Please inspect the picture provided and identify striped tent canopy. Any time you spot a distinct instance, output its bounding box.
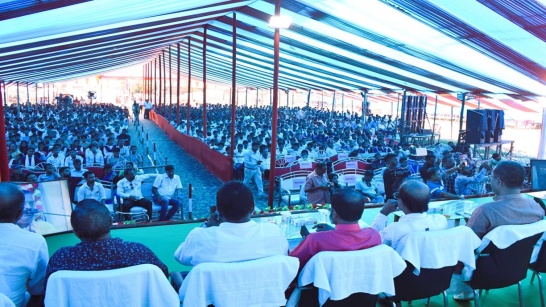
[1,0,545,112]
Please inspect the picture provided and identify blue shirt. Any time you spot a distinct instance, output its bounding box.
[427,180,445,200]
[46,238,168,283]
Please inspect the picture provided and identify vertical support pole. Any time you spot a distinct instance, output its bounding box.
[286,89,289,107]
[330,90,336,116]
[0,82,10,181]
[459,93,466,132]
[143,64,146,100]
[268,0,282,208]
[341,93,344,114]
[159,54,163,112]
[186,37,192,134]
[169,46,172,120]
[154,58,157,108]
[399,90,407,142]
[269,88,272,107]
[26,83,29,107]
[362,90,367,123]
[230,14,237,161]
[245,87,248,107]
[451,106,454,140]
[256,88,259,107]
[177,42,181,127]
[433,95,438,134]
[47,83,50,105]
[163,50,167,115]
[16,81,20,114]
[148,62,152,100]
[203,27,208,139]
[307,89,311,108]
[35,83,38,104]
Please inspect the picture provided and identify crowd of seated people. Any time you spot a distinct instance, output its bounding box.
[157,104,401,157]
[4,103,142,184]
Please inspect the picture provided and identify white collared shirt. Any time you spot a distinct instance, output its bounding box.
[0,223,49,306]
[174,220,288,266]
[153,173,182,198]
[370,212,447,250]
[77,181,106,202]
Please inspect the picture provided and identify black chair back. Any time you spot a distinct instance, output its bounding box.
[298,286,377,307]
[393,261,455,301]
[471,233,542,289]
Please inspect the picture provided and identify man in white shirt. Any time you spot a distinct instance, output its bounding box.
[174,181,288,266]
[77,171,106,204]
[232,144,245,181]
[355,170,384,203]
[85,143,104,166]
[70,159,88,178]
[370,180,447,250]
[144,99,153,119]
[46,147,64,168]
[152,165,182,221]
[0,183,49,307]
[64,149,84,169]
[116,168,157,221]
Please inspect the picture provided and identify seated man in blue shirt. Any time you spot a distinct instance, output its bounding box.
[426,167,462,200]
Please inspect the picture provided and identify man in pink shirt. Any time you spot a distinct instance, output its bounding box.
[290,190,381,270]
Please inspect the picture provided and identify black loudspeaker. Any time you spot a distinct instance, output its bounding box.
[495,110,505,130]
[494,129,502,142]
[466,130,485,144]
[466,110,488,131]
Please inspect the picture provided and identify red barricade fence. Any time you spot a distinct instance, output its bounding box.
[150,111,233,183]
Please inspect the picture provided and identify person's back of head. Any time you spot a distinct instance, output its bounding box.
[331,190,365,223]
[72,199,111,241]
[0,183,25,223]
[493,160,525,190]
[398,180,430,214]
[216,182,254,223]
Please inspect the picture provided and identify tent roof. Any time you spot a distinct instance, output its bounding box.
[1,0,545,103]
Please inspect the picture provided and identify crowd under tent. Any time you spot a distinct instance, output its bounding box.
[1,0,546,183]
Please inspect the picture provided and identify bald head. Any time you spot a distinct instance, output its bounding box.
[0,183,25,223]
[398,180,430,213]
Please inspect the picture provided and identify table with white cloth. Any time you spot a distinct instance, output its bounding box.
[253,210,370,252]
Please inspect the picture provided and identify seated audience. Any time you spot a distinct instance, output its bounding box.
[419,154,438,182]
[426,167,462,200]
[77,171,106,204]
[290,190,381,269]
[489,152,502,169]
[38,163,61,182]
[70,159,88,178]
[9,164,26,182]
[58,166,71,179]
[371,180,447,249]
[46,199,168,283]
[467,161,544,239]
[454,163,491,196]
[355,170,384,203]
[174,181,288,266]
[0,183,49,307]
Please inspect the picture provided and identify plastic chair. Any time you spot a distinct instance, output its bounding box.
[468,221,546,307]
[287,245,406,307]
[529,233,546,307]
[45,264,179,307]
[179,255,299,307]
[392,226,481,307]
